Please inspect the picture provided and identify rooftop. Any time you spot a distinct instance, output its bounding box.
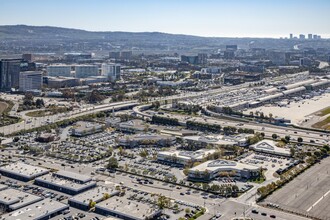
[250,140,291,156]
[0,188,43,210]
[0,198,69,220]
[96,196,160,220]
[56,170,92,183]
[69,186,119,206]
[35,173,96,192]
[159,149,216,160]
[0,162,49,180]
[190,159,260,172]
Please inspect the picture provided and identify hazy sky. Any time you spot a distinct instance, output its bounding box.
[1,0,330,38]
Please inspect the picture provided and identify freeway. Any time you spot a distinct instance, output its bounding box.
[0,100,138,135]
[134,106,330,146]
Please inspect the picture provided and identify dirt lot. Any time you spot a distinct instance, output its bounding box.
[0,101,9,114]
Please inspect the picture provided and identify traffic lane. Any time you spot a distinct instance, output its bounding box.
[245,206,311,220]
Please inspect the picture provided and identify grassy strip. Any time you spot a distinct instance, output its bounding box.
[317,106,330,116]
[312,116,330,130]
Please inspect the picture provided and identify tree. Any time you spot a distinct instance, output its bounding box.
[23,92,34,106]
[139,149,148,158]
[157,195,171,209]
[183,168,189,176]
[62,89,75,99]
[35,99,45,108]
[272,134,278,140]
[297,137,303,143]
[284,135,291,143]
[87,90,105,103]
[106,157,118,169]
[185,208,191,214]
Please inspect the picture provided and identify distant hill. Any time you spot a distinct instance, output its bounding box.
[0,25,328,53]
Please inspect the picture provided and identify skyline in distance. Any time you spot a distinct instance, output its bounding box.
[0,0,330,38]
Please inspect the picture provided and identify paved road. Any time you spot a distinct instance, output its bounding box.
[0,101,138,135]
[264,156,330,220]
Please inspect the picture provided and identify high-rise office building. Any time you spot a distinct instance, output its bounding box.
[197,53,208,65]
[22,54,34,62]
[101,64,121,82]
[75,65,99,78]
[120,51,133,60]
[299,34,305,40]
[308,34,313,40]
[0,59,21,91]
[47,65,71,77]
[19,71,42,92]
[289,33,293,39]
[109,51,121,59]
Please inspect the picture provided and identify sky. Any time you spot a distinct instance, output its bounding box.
[0,0,330,38]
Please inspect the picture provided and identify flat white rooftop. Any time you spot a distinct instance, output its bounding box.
[0,162,49,180]
[0,188,43,210]
[0,198,68,220]
[250,140,291,156]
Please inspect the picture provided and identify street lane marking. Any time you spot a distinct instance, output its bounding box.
[306,189,330,212]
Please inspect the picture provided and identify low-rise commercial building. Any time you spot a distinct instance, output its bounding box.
[250,140,291,157]
[0,198,69,220]
[68,186,120,210]
[118,134,176,148]
[188,159,260,181]
[72,121,104,137]
[157,149,216,166]
[183,135,241,148]
[0,188,43,211]
[95,196,161,220]
[117,119,148,133]
[35,171,96,195]
[0,162,49,182]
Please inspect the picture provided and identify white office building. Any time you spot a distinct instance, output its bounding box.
[47,65,71,77]
[101,63,121,82]
[75,65,99,78]
[19,71,42,92]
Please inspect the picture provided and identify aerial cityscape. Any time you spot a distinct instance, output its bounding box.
[0,0,330,220]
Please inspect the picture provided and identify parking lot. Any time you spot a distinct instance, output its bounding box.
[239,152,295,181]
[263,156,330,220]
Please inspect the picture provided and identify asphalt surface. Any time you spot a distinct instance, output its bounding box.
[264,156,330,220]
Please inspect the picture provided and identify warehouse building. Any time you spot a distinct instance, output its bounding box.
[0,198,69,220]
[0,162,49,182]
[95,196,161,220]
[0,188,43,211]
[35,171,96,195]
[68,186,120,210]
